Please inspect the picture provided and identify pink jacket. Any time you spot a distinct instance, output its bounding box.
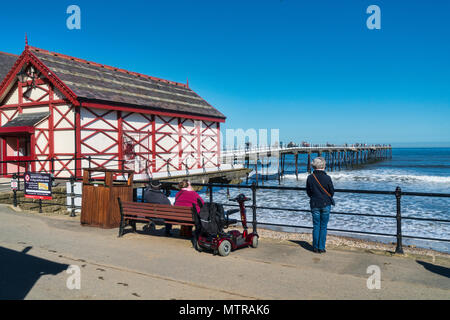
[174,189,205,213]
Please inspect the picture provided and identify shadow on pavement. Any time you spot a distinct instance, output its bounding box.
[289,240,315,252]
[416,260,450,279]
[0,246,69,300]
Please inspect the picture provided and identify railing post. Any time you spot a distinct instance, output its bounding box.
[251,182,257,234]
[209,183,213,205]
[395,186,404,254]
[39,199,43,214]
[51,158,55,176]
[70,175,76,217]
[88,156,92,169]
[13,173,18,207]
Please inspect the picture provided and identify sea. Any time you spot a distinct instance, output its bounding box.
[204,148,450,253]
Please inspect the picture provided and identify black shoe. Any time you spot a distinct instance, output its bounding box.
[313,248,319,253]
[143,223,155,232]
[319,249,326,253]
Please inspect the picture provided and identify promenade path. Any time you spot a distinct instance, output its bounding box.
[0,204,448,300]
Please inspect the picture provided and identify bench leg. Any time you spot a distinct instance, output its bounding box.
[131,220,137,233]
[118,219,126,238]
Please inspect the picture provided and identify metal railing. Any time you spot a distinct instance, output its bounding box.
[0,156,218,179]
[5,172,450,254]
[146,182,450,254]
[9,173,81,217]
[0,157,126,178]
[221,144,392,157]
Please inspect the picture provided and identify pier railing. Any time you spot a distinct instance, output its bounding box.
[154,182,450,254]
[221,144,391,157]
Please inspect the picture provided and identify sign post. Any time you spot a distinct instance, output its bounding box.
[10,177,18,191]
[24,172,53,200]
[11,174,19,207]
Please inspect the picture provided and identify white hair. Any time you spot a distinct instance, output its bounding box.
[312,157,326,170]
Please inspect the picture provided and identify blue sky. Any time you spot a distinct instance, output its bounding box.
[0,0,449,147]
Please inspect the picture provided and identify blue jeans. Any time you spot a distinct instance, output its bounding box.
[311,206,331,250]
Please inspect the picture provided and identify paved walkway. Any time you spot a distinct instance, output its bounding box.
[0,205,449,300]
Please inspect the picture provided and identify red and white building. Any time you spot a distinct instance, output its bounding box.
[0,44,226,179]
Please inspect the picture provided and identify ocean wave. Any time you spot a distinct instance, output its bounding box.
[281,171,450,184]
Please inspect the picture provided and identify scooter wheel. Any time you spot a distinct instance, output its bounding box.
[218,240,232,257]
[195,241,203,252]
[251,236,259,248]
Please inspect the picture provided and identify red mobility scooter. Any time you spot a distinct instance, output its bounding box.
[193,194,259,257]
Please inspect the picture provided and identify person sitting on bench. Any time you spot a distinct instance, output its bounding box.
[144,180,171,205]
[171,179,205,237]
[143,180,171,235]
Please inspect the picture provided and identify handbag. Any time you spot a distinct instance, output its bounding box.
[312,173,335,206]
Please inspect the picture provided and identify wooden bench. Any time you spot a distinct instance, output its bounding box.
[117,198,195,237]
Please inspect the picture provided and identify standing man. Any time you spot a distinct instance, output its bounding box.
[306,157,335,253]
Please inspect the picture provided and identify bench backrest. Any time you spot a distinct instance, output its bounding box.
[119,199,194,226]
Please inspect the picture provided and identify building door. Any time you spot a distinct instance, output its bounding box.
[2,135,34,176]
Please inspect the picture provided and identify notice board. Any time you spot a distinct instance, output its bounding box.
[24,172,52,200]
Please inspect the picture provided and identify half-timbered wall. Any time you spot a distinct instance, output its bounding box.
[80,107,119,172]
[121,111,152,174]
[201,121,220,169]
[0,68,76,177]
[78,110,221,176]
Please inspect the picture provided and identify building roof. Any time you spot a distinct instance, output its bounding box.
[0,52,18,81]
[1,112,49,128]
[28,47,225,120]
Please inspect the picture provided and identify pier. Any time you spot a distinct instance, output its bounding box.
[222,144,392,183]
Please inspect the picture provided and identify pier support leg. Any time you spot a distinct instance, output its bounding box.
[338,151,341,171]
[295,153,299,180]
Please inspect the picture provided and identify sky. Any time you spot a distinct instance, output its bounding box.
[0,0,449,147]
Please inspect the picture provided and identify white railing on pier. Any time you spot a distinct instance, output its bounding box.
[221,144,391,158]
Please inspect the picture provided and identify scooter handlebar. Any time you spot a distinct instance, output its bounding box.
[226,209,240,216]
[229,193,251,203]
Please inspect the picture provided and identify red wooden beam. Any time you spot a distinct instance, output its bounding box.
[152,115,156,172]
[0,126,35,134]
[178,118,182,170]
[197,120,201,169]
[48,83,55,162]
[18,82,23,114]
[1,99,69,109]
[118,111,123,171]
[82,102,225,123]
[75,105,81,178]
